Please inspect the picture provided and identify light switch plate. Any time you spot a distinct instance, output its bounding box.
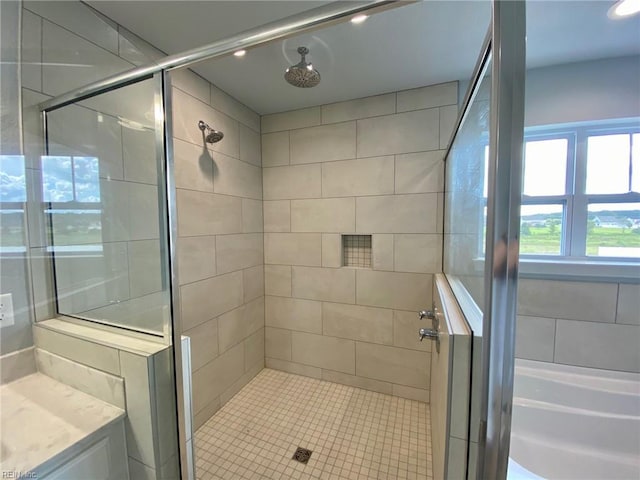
[0,293,15,327]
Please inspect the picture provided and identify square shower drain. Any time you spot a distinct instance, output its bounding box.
[292,447,312,464]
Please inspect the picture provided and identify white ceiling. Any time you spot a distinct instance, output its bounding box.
[89,0,640,115]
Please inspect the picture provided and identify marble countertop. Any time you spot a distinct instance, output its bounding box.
[0,373,125,475]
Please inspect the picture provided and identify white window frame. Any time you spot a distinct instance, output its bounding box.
[491,119,640,281]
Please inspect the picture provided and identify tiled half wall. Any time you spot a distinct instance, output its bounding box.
[262,82,459,402]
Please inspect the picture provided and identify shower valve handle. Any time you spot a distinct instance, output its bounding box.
[418,328,438,342]
[418,310,435,320]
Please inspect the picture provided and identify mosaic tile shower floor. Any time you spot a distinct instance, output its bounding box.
[195,369,432,480]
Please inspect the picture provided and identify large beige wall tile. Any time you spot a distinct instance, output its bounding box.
[242,199,263,233]
[215,233,263,274]
[177,235,216,285]
[555,320,640,372]
[321,156,394,197]
[265,265,292,297]
[292,266,356,304]
[394,234,442,273]
[357,109,439,157]
[396,82,458,112]
[243,266,264,303]
[212,152,262,199]
[210,84,260,133]
[518,279,618,322]
[265,357,321,379]
[264,233,321,266]
[180,271,243,331]
[122,128,157,186]
[172,88,239,159]
[373,234,394,271]
[393,310,431,352]
[21,10,42,92]
[356,270,432,311]
[356,342,430,389]
[290,198,355,233]
[243,328,265,372]
[616,284,640,325]
[392,384,429,403]
[321,93,396,124]
[439,105,458,149]
[239,123,261,167]
[177,190,242,236]
[184,318,219,372]
[171,69,209,104]
[321,370,392,395]
[263,164,321,200]
[192,343,244,414]
[395,151,444,194]
[291,332,355,374]
[128,239,162,297]
[33,326,120,375]
[322,302,392,344]
[218,297,264,353]
[262,131,290,167]
[290,122,356,164]
[128,183,160,241]
[356,194,438,233]
[515,315,555,362]
[265,296,322,334]
[322,234,342,268]
[261,107,321,133]
[263,201,290,232]
[193,397,220,431]
[265,327,291,361]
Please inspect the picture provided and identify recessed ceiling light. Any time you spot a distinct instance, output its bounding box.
[233,50,246,57]
[608,0,640,19]
[351,14,368,24]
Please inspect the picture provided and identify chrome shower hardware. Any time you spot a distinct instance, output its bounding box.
[418,306,440,353]
[198,120,224,143]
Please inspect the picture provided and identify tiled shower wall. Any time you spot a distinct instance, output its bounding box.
[261,82,459,402]
[169,69,265,430]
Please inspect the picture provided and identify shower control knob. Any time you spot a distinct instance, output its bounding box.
[418,310,435,320]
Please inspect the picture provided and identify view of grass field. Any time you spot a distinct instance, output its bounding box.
[520,225,640,255]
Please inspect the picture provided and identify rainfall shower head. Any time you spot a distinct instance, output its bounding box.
[198,120,224,143]
[284,47,321,88]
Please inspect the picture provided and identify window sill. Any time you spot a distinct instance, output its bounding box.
[472,257,640,283]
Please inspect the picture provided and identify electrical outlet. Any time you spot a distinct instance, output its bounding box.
[0,293,15,327]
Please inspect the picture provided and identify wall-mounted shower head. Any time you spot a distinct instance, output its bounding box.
[284,47,321,88]
[198,120,224,143]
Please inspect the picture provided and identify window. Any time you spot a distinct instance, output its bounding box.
[0,155,27,253]
[519,121,640,260]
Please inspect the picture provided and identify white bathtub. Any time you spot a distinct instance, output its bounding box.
[508,359,640,480]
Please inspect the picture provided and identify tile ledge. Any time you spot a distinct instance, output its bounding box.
[36,318,168,357]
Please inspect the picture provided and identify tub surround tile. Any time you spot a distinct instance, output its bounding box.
[217,298,264,353]
[243,329,265,374]
[184,318,219,372]
[192,343,244,415]
[171,68,210,104]
[439,105,459,149]
[265,327,292,361]
[356,269,433,311]
[242,198,263,233]
[215,233,263,275]
[321,234,342,268]
[211,151,262,199]
[392,384,430,403]
[616,284,640,325]
[356,194,439,234]
[394,234,442,273]
[177,190,243,236]
[177,235,216,285]
[320,369,393,395]
[239,123,262,167]
[173,138,214,192]
[210,84,260,133]
[373,234,394,271]
[554,320,640,372]
[243,266,265,303]
[264,358,322,379]
[393,310,432,352]
[515,315,555,362]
